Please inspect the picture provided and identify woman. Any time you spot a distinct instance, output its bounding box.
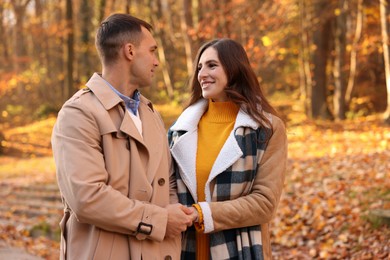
[168,38,288,260]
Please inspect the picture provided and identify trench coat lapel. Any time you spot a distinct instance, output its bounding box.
[86,73,145,144]
[119,112,144,144]
[114,96,164,184]
[138,98,163,183]
[86,73,155,182]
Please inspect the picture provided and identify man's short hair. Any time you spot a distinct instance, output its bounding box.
[95,13,153,65]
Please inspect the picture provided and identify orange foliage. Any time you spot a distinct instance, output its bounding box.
[0,115,389,259]
[0,73,17,96]
[273,117,390,259]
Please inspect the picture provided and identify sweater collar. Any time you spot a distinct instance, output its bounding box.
[203,101,239,123]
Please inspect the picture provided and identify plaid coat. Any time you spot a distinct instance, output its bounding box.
[168,99,287,260]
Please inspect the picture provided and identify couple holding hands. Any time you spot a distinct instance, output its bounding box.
[51,13,287,260]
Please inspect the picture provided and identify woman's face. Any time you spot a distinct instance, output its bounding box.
[197,47,228,102]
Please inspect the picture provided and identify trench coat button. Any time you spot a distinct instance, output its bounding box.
[164,256,172,260]
[158,178,165,186]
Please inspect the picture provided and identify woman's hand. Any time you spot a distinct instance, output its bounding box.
[190,206,199,222]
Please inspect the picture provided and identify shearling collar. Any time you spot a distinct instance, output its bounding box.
[170,99,259,133]
[170,98,263,202]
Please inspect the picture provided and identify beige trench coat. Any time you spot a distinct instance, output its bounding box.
[51,73,180,260]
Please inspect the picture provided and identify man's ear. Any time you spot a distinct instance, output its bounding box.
[123,43,134,60]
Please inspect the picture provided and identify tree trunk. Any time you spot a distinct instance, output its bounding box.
[10,0,32,73]
[33,0,50,103]
[345,0,363,107]
[311,0,332,120]
[190,0,202,52]
[299,0,313,116]
[197,0,204,22]
[65,0,74,101]
[332,0,347,120]
[180,0,194,75]
[125,0,131,13]
[79,0,93,81]
[380,0,390,124]
[213,1,223,37]
[32,0,42,58]
[222,0,233,37]
[49,1,65,107]
[0,2,10,71]
[148,0,174,98]
[96,0,106,23]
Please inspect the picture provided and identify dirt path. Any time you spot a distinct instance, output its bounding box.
[0,246,44,260]
[0,181,61,259]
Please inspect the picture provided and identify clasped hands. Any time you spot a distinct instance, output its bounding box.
[164,203,199,238]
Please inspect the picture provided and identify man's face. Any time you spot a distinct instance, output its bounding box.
[130,27,159,88]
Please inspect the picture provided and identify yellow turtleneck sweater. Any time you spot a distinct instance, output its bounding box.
[195,100,239,260]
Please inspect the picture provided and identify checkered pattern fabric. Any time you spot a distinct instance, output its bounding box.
[169,126,269,260]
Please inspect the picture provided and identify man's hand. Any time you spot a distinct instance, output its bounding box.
[164,204,194,238]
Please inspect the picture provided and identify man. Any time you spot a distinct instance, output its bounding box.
[51,13,193,260]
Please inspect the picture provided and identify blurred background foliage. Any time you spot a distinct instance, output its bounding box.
[0,0,389,129]
[0,1,389,258]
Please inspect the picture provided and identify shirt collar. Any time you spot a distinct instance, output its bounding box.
[103,78,140,116]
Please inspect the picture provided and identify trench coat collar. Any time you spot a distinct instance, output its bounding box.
[86,73,156,142]
[86,73,161,182]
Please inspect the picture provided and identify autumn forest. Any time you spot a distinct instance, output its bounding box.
[0,0,389,259]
